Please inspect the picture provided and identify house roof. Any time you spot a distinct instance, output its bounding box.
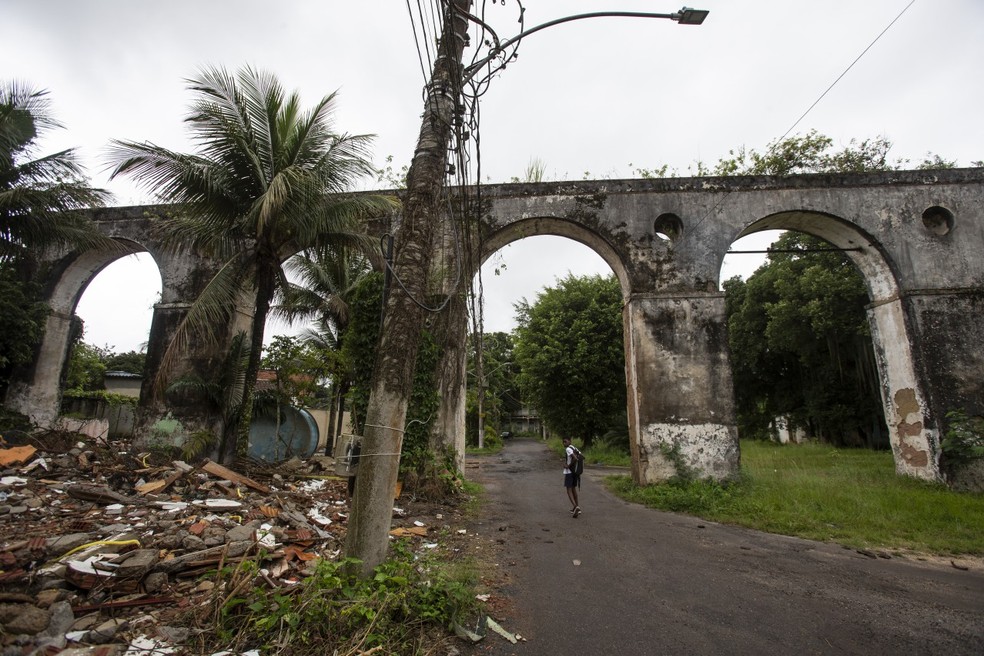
[105,370,142,379]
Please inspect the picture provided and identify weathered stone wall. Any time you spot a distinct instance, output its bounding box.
[623,293,740,482]
[906,290,984,420]
[475,168,984,484]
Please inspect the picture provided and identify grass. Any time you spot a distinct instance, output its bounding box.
[194,538,484,655]
[544,436,633,467]
[606,440,984,556]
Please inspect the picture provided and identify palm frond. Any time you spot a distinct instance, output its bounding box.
[153,255,251,394]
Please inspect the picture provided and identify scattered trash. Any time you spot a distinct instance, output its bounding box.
[487,617,518,644]
[0,428,463,654]
[390,526,429,538]
[453,615,487,643]
[0,444,37,466]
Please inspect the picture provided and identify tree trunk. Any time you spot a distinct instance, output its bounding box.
[219,262,275,464]
[325,383,340,456]
[344,0,471,575]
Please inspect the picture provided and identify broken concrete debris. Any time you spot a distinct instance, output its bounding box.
[0,430,486,654]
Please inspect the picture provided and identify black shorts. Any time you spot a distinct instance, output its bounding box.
[564,473,580,488]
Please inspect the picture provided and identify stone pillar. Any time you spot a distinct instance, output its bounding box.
[3,309,75,426]
[623,292,740,483]
[131,250,249,449]
[866,297,943,481]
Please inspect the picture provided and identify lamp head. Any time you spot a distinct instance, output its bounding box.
[675,7,709,25]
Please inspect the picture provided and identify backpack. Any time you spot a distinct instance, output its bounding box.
[569,446,584,476]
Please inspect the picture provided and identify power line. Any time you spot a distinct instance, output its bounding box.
[689,0,917,236]
[776,0,917,143]
[405,0,431,83]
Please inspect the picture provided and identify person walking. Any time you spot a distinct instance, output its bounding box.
[562,437,582,517]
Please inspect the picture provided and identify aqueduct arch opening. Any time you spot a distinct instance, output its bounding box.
[480,216,632,293]
[725,211,941,480]
[4,238,151,423]
[473,223,631,443]
[76,254,162,354]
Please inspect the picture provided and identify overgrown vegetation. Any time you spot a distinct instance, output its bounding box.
[0,406,33,435]
[466,331,518,447]
[607,440,984,555]
[105,66,395,465]
[342,272,455,497]
[0,81,112,400]
[196,540,482,655]
[724,232,885,447]
[513,274,626,448]
[0,267,49,396]
[61,389,137,407]
[941,410,984,469]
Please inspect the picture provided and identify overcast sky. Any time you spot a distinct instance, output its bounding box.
[3,1,982,352]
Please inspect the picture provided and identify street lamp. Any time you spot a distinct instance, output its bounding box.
[462,6,709,83]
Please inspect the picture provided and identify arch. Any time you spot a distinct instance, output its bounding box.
[4,238,156,424]
[480,216,632,296]
[725,210,940,480]
[731,211,897,302]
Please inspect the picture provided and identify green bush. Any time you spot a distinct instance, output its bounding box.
[207,540,479,655]
[942,410,984,467]
[62,389,138,407]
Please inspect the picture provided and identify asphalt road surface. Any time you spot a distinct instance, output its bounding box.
[463,439,984,656]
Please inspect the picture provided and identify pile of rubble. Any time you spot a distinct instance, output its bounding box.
[0,429,459,655]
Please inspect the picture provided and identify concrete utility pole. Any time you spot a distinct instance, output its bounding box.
[344,0,472,575]
[475,360,511,449]
[344,2,707,574]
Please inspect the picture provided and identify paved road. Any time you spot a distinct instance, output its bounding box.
[463,439,984,656]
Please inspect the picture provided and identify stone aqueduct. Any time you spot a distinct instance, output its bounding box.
[6,168,983,484]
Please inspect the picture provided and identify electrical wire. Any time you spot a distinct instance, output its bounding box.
[406,0,431,84]
[776,0,917,144]
[688,0,918,236]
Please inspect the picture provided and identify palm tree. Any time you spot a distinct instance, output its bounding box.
[106,66,396,463]
[1,81,110,261]
[1,81,111,397]
[277,244,373,453]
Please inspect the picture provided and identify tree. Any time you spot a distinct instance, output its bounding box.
[725,233,885,447]
[106,66,396,464]
[513,274,625,448]
[466,331,519,445]
[1,81,110,261]
[64,343,109,392]
[1,81,110,397]
[258,334,327,408]
[276,245,372,453]
[104,350,146,375]
[0,267,48,396]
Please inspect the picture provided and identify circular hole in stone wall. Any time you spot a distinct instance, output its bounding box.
[654,213,683,241]
[921,206,954,236]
